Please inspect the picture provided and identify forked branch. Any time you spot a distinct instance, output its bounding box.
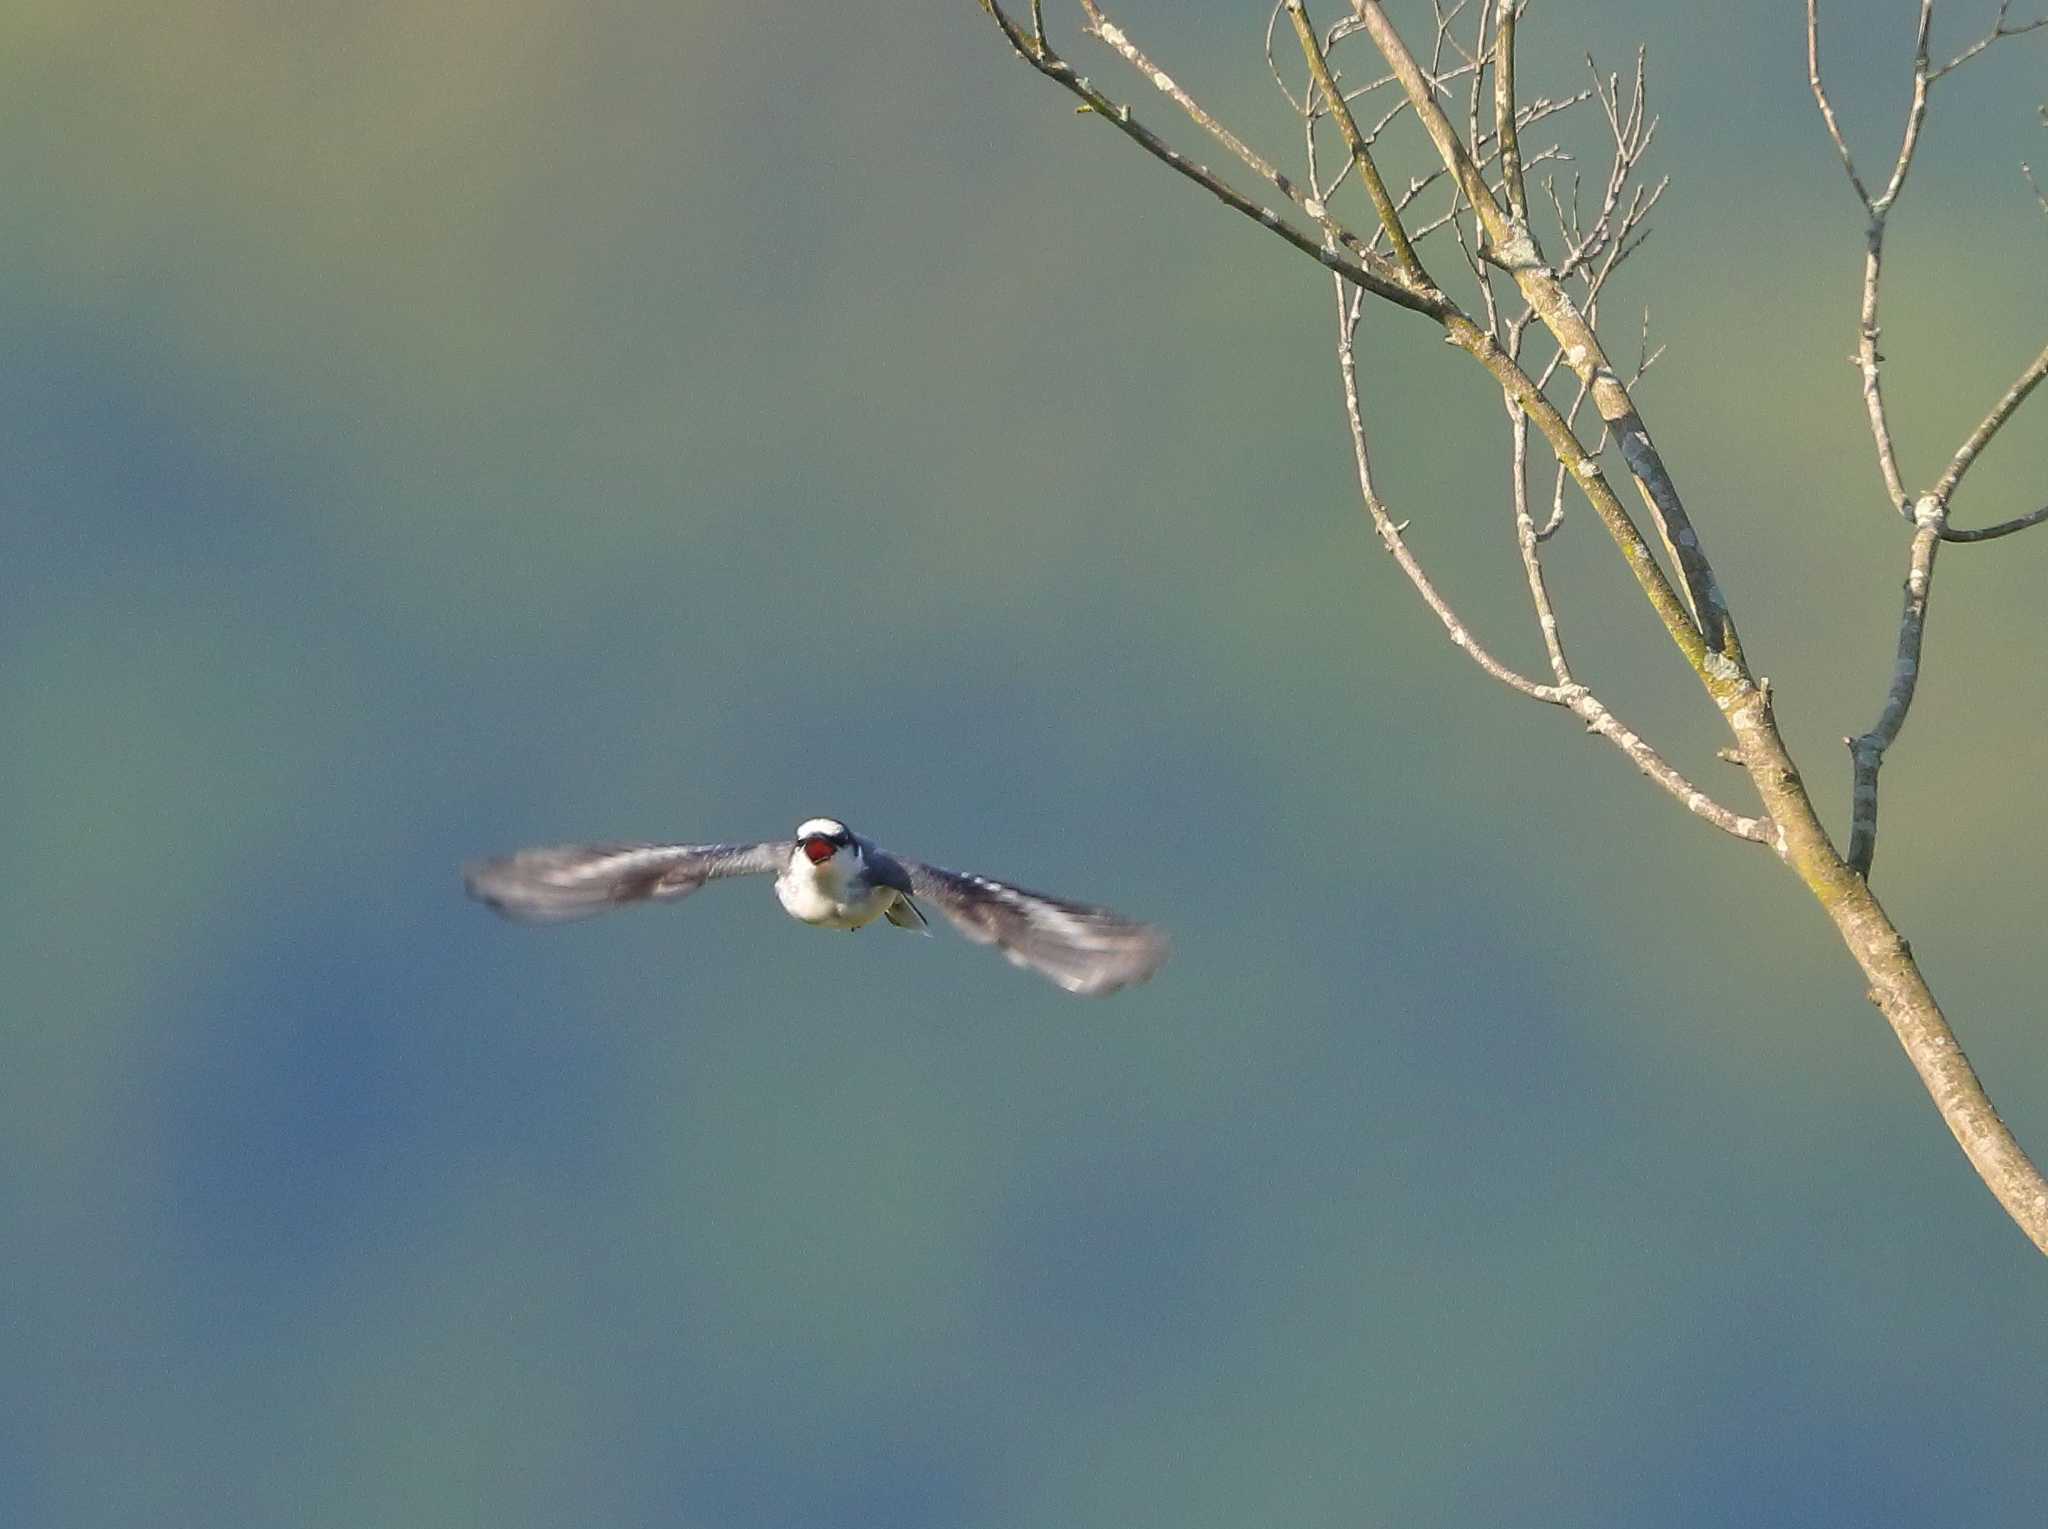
[973,0,2048,1253]
[1809,1,2048,877]
[1333,283,1768,842]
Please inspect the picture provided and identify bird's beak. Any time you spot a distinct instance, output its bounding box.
[801,836,836,865]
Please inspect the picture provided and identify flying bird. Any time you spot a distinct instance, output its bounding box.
[465,817,1168,996]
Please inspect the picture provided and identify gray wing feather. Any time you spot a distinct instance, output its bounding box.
[464,841,787,923]
[896,858,1169,996]
[860,844,931,935]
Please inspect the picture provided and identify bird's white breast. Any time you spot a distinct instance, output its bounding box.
[774,853,893,929]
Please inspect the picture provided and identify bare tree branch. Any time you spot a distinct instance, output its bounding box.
[1352,0,1738,658]
[1809,0,2048,520]
[975,0,1436,315]
[1505,390,1571,682]
[2024,161,2048,217]
[1940,502,2048,541]
[1495,1,1531,224]
[1807,0,1916,512]
[973,0,2048,1254]
[1077,0,1364,262]
[1333,285,1560,703]
[1810,4,2048,880]
[1846,498,1942,876]
[1929,0,2048,80]
[1286,0,1428,281]
[1932,338,2048,504]
[1339,285,1768,843]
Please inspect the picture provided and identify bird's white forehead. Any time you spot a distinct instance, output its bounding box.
[794,816,850,839]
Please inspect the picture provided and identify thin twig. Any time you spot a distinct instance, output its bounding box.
[1495,0,1529,223]
[1805,2,1876,210]
[1355,0,1739,658]
[1929,0,2048,80]
[1807,4,2047,875]
[1504,386,1572,683]
[1364,85,1593,250]
[1569,693,1772,844]
[975,0,1436,315]
[1078,0,1367,261]
[985,0,1702,673]
[1807,0,1915,511]
[1877,1,1936,213]
[1334,287,1560,701]
[1265,1,1311,115]
[1339,283,1765,842]
[2024,162,2048,217]
[1286,0,1428,280]
[1940,503,2048,541]
[1931,339,2048,504]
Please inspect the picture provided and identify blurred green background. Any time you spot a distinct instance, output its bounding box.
[4,1,2046,1524]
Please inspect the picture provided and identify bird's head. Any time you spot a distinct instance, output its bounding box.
[793,817,855,866]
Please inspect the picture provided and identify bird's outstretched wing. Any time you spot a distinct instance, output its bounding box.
[891,857,1169,996]
[464,841,788,923]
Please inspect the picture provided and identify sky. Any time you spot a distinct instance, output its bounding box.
[4,2,2047,1526]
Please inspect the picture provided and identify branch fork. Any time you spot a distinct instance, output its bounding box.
[977,0,2048,1254]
